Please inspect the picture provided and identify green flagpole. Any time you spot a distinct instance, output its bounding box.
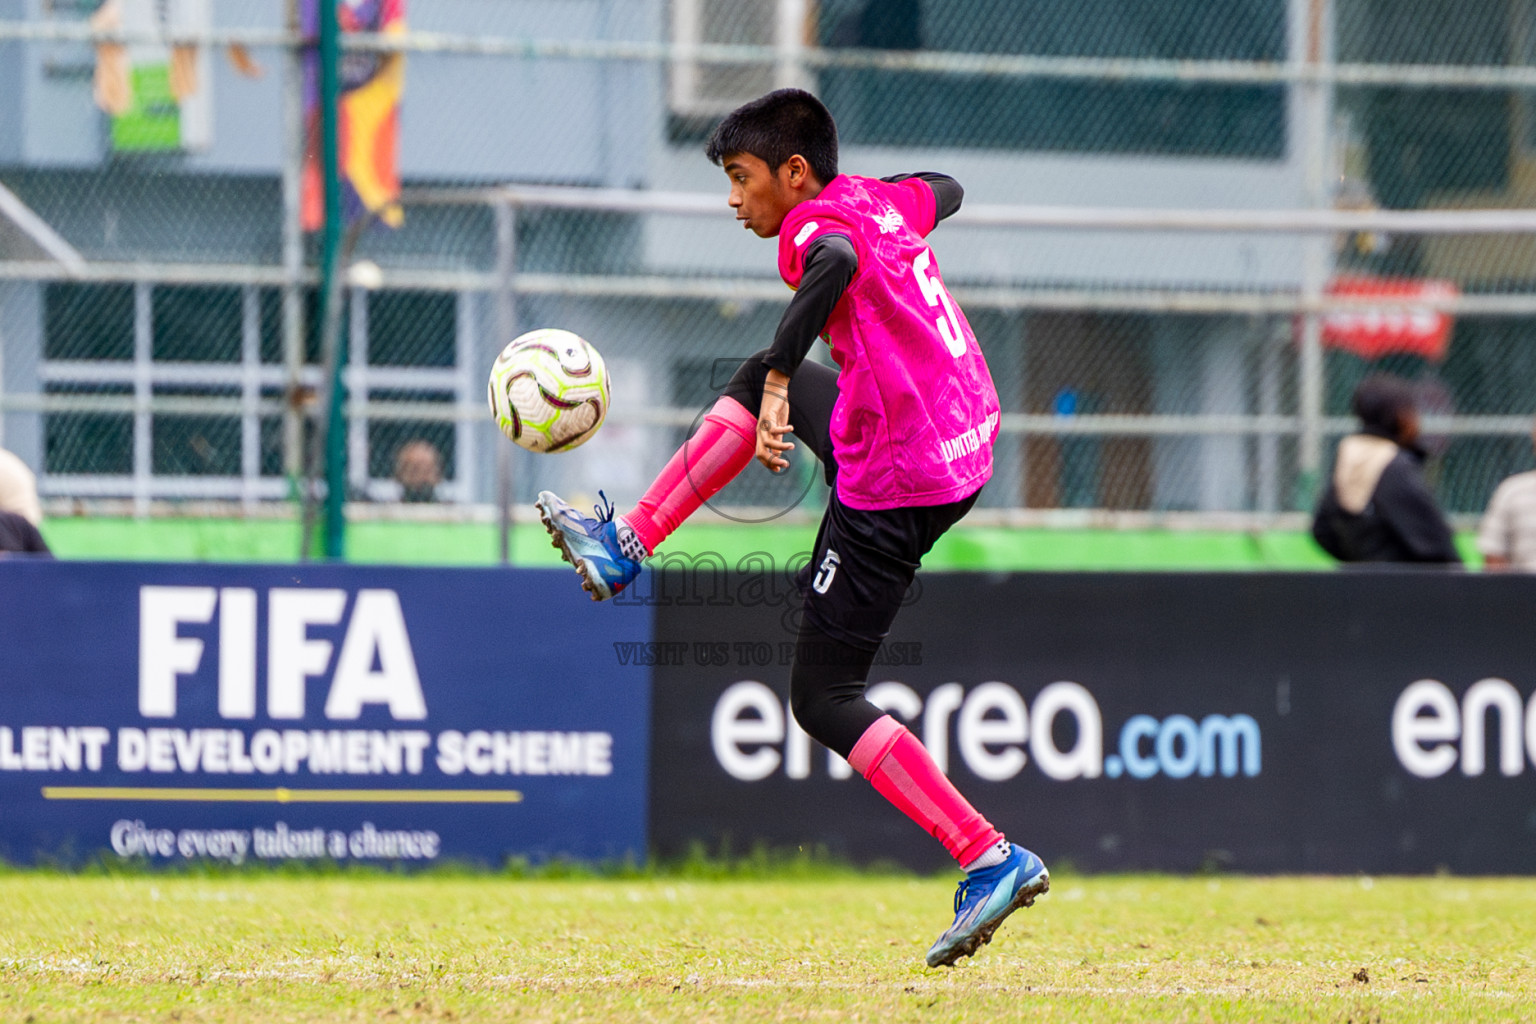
[317,0,346,559]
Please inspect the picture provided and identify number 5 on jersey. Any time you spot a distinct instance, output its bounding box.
[912,249,966,357]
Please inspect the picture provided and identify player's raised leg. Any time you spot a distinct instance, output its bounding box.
[539,352,838,600]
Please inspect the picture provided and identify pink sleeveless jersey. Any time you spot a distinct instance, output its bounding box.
[777,174,1000,510]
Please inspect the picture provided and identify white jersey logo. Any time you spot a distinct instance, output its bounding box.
[794,221,820,247]
[873,207,905,235]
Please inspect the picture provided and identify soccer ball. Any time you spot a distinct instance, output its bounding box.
[487,329,610,453]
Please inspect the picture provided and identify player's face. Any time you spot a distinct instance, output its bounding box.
[722,153,801,238]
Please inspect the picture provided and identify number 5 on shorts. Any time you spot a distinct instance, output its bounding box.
[912,249,966,358]
[812,549,841,595]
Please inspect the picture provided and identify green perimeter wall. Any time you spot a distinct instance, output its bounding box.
[36,517,1486,570]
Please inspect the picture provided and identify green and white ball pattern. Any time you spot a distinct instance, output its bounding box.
[487,329,610,453]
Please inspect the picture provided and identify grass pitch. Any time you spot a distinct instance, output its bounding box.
[2,870,1533,1022]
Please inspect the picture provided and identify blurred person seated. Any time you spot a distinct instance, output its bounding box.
[0,446,42,526]
[0,510,49,556]
[393,439,443,503]
[1477,418,1536,571]
[1312,374,1460,565]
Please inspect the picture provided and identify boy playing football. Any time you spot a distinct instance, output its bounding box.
[537,88,1047,968]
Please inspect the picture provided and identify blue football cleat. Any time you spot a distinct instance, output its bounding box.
[536,490,644,601]
[925,843,1049,968]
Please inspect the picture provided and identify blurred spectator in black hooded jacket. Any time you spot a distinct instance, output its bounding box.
[0,510,50,556]
[0,447,49,556]
[1312,374,1460,564]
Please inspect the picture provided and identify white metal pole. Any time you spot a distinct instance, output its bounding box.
[494,199,517,564]
[241,285,261,510]
[1296,0,1334,504]
[669,0,698,114]
[133,281,153,518]
[1257,319,1285,514]
[776,0,809,90]
[347,288,369,500]
[454,290,477,508]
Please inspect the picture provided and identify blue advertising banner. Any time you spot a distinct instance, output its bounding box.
[0,562,650,867]
[649,570,1536,875]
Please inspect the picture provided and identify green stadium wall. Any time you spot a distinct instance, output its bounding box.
[35,517,1486,570]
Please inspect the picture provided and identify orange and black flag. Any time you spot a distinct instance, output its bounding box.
[302,0,406,232]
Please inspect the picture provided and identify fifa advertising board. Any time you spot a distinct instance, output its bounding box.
[0,562,649,867]
[648,569,1536,874]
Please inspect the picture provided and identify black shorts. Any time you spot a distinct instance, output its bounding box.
[721,347,982,651]
[796,488,981,652]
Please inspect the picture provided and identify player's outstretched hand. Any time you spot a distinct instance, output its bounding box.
[756,389,794,473]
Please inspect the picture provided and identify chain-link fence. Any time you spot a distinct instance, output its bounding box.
[5,0,1536,547]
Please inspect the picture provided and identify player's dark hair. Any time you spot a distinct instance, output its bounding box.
[705,88,839,185]
[1352,374,1417,437]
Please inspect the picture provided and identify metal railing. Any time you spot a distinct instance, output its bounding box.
[7,185,1536,532]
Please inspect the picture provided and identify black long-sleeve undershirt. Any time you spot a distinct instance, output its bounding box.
[763,234,857,377]
[880,171,964,224]
[762,173,963,378]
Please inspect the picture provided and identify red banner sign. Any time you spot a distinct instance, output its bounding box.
[1320,275,1458,362]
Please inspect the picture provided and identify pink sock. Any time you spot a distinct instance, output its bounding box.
[848,715,1005,869]
[622,395,756,554]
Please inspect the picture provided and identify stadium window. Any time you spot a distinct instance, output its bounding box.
[151,286,242,363]
[37,280,477,496]
[818,0,1287,158]
[1021,313,1154,510]
[669,356,723,412]
[257,287,325,365]
[43,382,134,475]
[353,293,465,497]
[42,285,135,479]
[1339,0,1511,209]
[44,283,134,360]
[1521,0,1536,157]
[367,291,456,367]
[516,209,642,275]
[1391,318,1536,514]
[151,388,243,477]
